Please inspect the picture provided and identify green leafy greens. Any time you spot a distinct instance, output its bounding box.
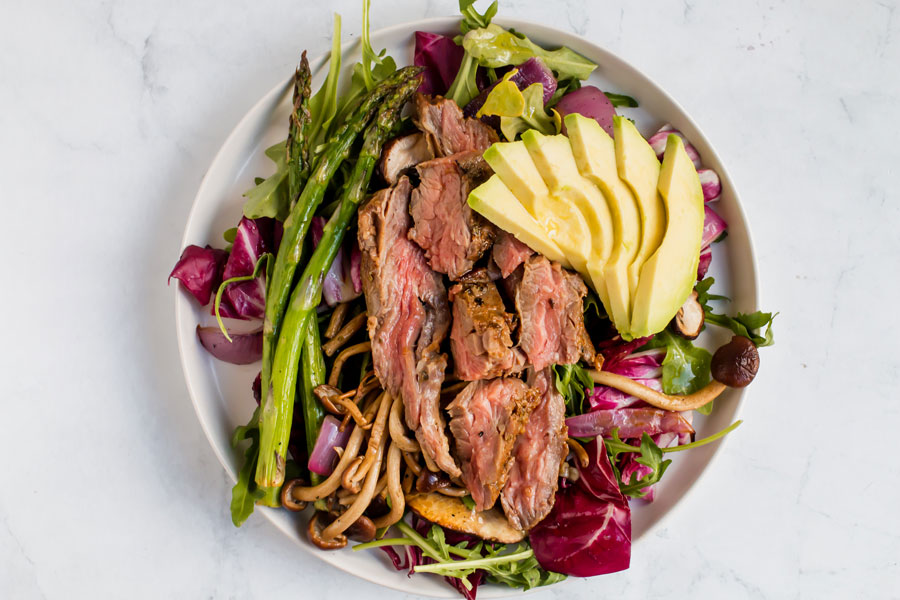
[604,92,639,107]
[242,142,290,221]
[644,330,712,393]
[354,521,564,591]
[462,24,597,81]
[696,277,778,347]
[604,420,743,497]
[552,362,594,416]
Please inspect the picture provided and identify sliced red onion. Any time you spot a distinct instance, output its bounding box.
[697,168,721,202]
[702,205,729,249]
[697,248,712,280]
[648,125,701,168]
[350,243,362,295]
[308,416,352,476]
[566,408,695,439]
[311,216,362,307]
[196,325,262,365]
[555,85,616,136]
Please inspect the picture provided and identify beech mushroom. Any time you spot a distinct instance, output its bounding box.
[674,291,704,339]
[588,336,761,411]
[711,335,759,388]
[345,515,377,542]
[378,132,434,185]
[307,512,348,550]
[280,479,309,512]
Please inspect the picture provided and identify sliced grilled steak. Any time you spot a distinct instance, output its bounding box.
[513,255,597,371]
[413,94,500,157]
[492,230,534,279]
[448,378,540,511]
[449,270,525,381]
[379,132,434,185]
[409,151,496,280]
[501,368,568,531]
[357,177,460,478]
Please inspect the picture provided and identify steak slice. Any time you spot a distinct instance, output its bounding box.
[358,177,460,477]
[501,368,568,531]
[413,94,500,157]
[449,270,525,381]
[448,378,540,511]
[409,151,496,280]
[513,256,597,371]
[492,230,534,279]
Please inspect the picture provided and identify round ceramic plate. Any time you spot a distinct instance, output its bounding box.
[175,16,758,598]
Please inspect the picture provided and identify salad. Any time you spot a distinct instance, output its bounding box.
[170,1,777,596]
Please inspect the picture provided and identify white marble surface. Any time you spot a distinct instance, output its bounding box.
[1,0,899,598]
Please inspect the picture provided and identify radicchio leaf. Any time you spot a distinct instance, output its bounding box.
[169,245,228,305]
[414,31,465,95]
[530,439,631,576]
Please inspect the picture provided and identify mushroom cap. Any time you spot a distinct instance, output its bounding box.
[711,335,759,387]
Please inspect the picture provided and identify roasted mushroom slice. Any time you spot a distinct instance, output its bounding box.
[674,291,704,339]
[406,492,525,544]
[378,132,434,185]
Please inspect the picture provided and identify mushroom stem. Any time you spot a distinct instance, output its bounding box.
[325,302,351,339]
[322,313,368,357]
[372,443,405,529]
[388,394,420,453]
[588,370,727,412]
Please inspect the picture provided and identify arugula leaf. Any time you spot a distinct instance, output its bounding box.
[354,521,565,592]
[461,495,476,510]
[604,421,743,496]
[462,24,597,81]
[413,540,564,591]
[696,277,778,347]
[603,92,639,107]
[644,330,712,395]
[230,427,264,526]
[547,77,581,108]
[460,0,499,33]
[307,14,343,156]
[242,142,290,221]
[446,52,482,107]
[604,429,671,498]
[552,363,594,416]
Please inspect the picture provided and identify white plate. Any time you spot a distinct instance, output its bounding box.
[175,16,758,598]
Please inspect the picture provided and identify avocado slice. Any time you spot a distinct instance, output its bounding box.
[613,116,666,296]
[630,134,705,337]
[483,142,549,214]
[520,129,616,310]
[468,175,571,268]
[566,113,642,336]
[484,138,594,282]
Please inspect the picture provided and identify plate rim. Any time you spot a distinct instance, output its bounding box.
[174,14,759,597]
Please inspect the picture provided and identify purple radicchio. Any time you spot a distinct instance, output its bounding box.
[169,245,228,305]
[530,438,631,576]
[588,349,665,411]
[218,217,280,320]
[414,32,465,96]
